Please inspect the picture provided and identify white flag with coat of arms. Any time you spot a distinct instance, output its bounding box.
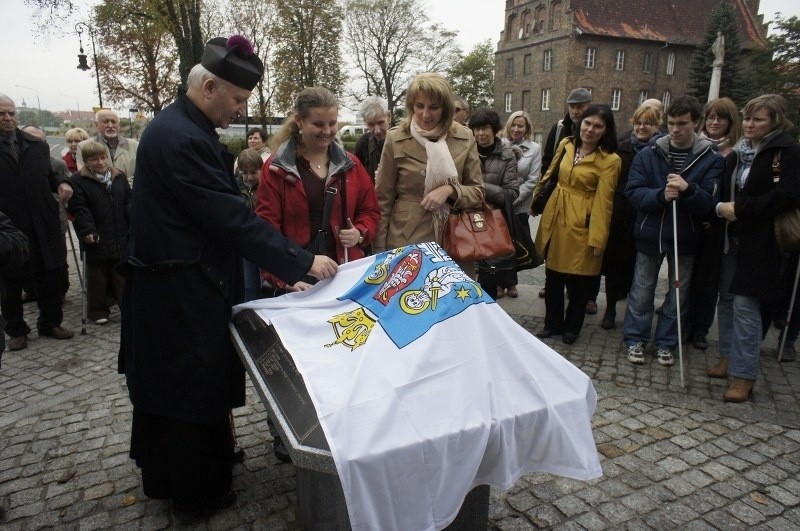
[236,242,601,530]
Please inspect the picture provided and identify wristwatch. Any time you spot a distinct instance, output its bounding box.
[357,232,364,245]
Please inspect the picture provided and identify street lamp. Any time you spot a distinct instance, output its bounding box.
[15,84,41,114]
[75,22,104,109]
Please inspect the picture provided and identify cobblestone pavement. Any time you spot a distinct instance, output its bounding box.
[1,237,799,530]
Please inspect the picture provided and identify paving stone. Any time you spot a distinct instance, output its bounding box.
[525,505,563,528]
[727,499,769,525]
[552,494,591,517]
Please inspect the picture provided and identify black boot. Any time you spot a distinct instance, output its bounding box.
[601,295,616,330]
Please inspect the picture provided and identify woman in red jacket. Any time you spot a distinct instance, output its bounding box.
[256,86,380,293]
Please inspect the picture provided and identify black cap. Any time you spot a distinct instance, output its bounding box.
[201,35,264,91]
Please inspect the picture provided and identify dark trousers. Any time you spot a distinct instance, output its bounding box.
[544,268,598,335]
[130,409,233,511]
[86,259,125,321]
[1,267,65,337]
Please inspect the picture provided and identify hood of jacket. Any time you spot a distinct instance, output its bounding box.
[654,133,715,160]
[269,137,354,184]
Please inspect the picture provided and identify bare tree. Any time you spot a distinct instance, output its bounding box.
[344,0,461,115]
[272,0,345,112]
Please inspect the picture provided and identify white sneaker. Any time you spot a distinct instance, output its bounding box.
[627,342,645,364]
[92,318,109,325]
[657,348,675,366]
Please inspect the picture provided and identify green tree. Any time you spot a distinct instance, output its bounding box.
[272,0,345,112]
[750,15,800,136]
[686,1,752,105]
[93,0,180,114]
[344,0,461,115]
[448,40,495,112]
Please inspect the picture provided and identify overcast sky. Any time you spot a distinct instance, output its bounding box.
[3,0,796,116]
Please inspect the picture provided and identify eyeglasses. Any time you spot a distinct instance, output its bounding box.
[705,114,729,123]
[0,110,17,117]
[634,122,656,128]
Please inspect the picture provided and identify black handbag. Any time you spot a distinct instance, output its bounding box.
[501,192,542,271]
[771,150,800,254]
[302,186,338,284]
[531,141,568,216]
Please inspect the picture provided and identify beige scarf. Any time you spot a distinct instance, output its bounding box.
[409,118,458,231]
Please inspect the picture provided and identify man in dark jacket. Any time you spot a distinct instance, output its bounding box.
[0,94,74,352]
[0,210,29,367]
[622,96,723,367]
[541,87,592,174]
[121,36,337,514]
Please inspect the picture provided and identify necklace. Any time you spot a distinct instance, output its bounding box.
[573,147,596,165]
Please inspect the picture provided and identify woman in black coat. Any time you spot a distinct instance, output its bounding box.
[599,104,663,329]
[709,94,800,402]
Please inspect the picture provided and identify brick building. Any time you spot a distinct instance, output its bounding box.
[493,0,768,144]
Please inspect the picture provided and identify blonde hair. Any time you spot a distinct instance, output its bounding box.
[80,140,109,162]
[630,105,663,128]
[65,127,89,143]
[269,86,339,151]
[742,94,793,134]
[401,73,455,138]
[500,111,533,140]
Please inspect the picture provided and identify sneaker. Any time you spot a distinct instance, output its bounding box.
[92,318,109,325]
[657,348,675,366]
[626,342,645,364]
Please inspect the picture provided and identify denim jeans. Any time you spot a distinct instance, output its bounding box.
[717,240,762,380]
[622,251,694,350]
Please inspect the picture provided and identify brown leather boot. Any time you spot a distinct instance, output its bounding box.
[723,377,755,403]
[707,358,729,379]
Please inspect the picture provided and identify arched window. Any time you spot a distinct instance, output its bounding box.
[521,10,533,36]
[550,1,562,30]
[506,14,518,41]
[535,6,546,33]
[662,90,672,109]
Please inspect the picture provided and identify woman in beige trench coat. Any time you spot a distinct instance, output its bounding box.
[374,73,484,274]
[532,104,621,345]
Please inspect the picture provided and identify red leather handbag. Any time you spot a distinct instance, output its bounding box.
[442,203,515,261]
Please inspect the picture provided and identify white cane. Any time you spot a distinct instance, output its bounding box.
[777,256,800,362]
[672,200,685,387]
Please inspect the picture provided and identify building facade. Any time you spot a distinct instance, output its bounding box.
[494,0,768,144]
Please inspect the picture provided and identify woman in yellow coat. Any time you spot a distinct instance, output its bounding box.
[532,104,621,345]
[374,73,484,273]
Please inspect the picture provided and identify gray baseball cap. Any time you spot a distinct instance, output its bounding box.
[566,88,592,104]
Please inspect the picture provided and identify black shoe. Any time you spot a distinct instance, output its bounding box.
[601,308,615,330]
[536,328,562,339]
[273,436,292,463]
[692,333,708,350]
[231,445,245,464]
[562,332,578,345]
[173,490,237,515]
[538,288,546,298]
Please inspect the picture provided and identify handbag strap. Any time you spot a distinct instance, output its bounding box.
[318,185,338,234]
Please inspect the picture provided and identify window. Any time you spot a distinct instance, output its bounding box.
[522,90,531,112]
[550,1,562,30]
[614,50,625,71]
[541,89,551,111]
[505,57,514,77]
[643,53,653,73]
[533,132,543,144]
[611,89,622,111]
[666,52,675,76]
[543,49,553,71]
[638,90,648,105]
[504,93,513,113]
[662,90,671,110]
[535,6,546,33]
[584,47,596,69]
[506,14,517,42]
[523,54,532,75]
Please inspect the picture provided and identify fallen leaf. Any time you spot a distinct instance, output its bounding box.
[121,494,137,507]
[750,492,769,505]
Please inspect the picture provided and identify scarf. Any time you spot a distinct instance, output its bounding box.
[94,169,113,192]
[409,118,458,230]
[629,134,650,153]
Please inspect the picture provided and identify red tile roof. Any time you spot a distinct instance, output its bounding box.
[570,0,768,48]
